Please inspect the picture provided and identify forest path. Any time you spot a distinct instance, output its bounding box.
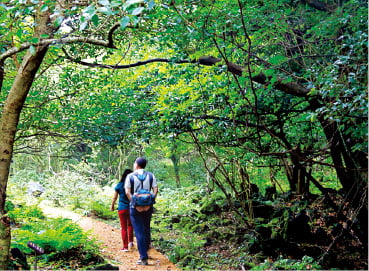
[40,203,179,271]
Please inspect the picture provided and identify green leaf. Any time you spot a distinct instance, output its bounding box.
[281,77,292,84]
[264,69,275,77]
[98,6,113,15]
[79,20,88,31]
[16,29,23,39]
[131,7,144,16]
[54,16,64,27]
[29,45,36,55]
[40,4,48,12]
[131,16,139,26]
[123,0,143,10]
[126,0,143,4]
[147,0,155,10]
[111,0,122,8]
[120,16,130,29]
[98,0,110,6]
[91,14,99,26]
[270,55,288,65]
[82,5,96,19]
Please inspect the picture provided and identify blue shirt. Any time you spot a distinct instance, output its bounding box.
[114,182,130,210]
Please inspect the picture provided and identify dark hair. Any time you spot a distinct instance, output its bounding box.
[135,157,147,168]
[120,169,133,183]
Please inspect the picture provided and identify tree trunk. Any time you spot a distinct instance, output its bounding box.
[281,147,310,194]
[169,153,181,187]
[318,115,368,244]
[318,116,367,201]
[0,10,53,269]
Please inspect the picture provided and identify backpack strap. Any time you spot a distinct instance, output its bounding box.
[130,171,153,193]
[143,172,153,190]
[130,175,134,195]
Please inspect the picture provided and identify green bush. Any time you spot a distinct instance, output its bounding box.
[7,204,45,223]
[12,217,98,255]
[151,185,212,269]
[8,202,105,270]
[88,200,116,220]
[251,255,321,270]
[5,199,15,213]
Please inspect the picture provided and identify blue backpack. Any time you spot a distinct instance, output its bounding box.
[130,172,155,206]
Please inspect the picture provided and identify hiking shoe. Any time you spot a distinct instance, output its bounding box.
[121,248,129,252]
[137,259,148,265]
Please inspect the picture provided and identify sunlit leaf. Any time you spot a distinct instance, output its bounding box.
[131,7,144,16]
[120,16,130,29]
[40,4,48,12]
[98,0,110,6]
[29,45,36,55]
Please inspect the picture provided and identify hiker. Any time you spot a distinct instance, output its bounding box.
[125,157,158,265]
[111,169,134,252]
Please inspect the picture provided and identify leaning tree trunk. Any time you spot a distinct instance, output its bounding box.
[0,11,53,270]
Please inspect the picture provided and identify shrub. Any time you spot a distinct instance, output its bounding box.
[8,200,105,270]
[11,216,98,255]
[7,204,45,223]
[250,255,321,270]
[88,200,116,220]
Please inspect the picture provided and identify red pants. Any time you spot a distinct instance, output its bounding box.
[118,209,133,249]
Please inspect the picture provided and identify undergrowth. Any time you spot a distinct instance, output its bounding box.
[7,203,105,270]
[150,184,367,270]
[6,168,366,270]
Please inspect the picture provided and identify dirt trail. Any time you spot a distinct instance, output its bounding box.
[41,204,179,271]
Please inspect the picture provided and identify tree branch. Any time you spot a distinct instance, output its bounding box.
[252,72,310,97]
[65,50,311,97]
[59,39,309,98]
[0,36,116,62]
[64,54,195,68]
[63,50,222,68]
[108,23,120,48]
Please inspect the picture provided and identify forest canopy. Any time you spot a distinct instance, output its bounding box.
[0,0,367,269]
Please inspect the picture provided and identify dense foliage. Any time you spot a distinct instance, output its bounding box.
[0,0,367,269]
[149,182,366,270]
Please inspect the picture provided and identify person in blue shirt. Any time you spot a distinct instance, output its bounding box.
[111,168,134,252]
[125,157,158,265]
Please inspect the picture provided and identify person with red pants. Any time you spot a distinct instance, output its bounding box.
[111,168,134,252]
